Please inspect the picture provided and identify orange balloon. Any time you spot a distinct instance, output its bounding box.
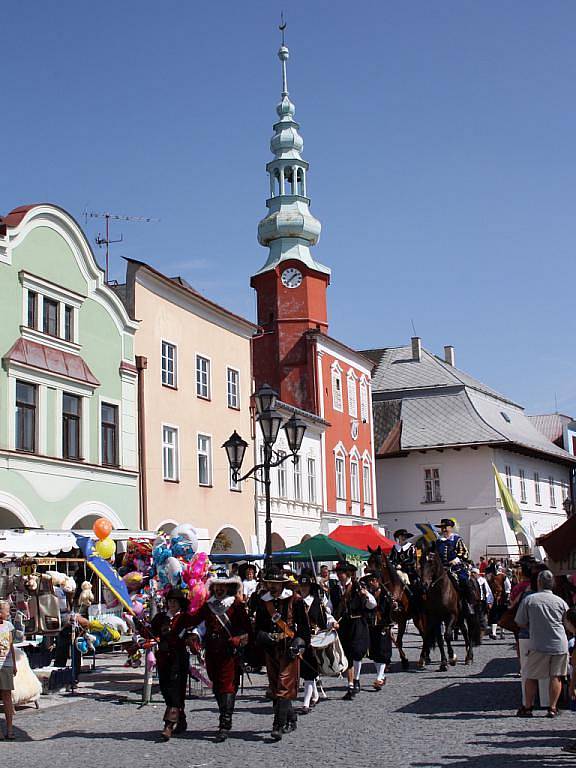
[93,517,113,541]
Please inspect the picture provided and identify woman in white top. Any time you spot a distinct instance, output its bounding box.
[0,600,17,740]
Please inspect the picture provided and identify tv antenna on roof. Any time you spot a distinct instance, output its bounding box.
[83,211,160,283]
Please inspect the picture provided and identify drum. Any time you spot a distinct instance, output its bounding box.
[310,629,337,649]
[310,630,348,676]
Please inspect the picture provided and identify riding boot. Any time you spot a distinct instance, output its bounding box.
[161,707,180,741]
[270,699,291,741]
[173,709,187,735]
[282,700,297,733]
[223,693,235,730]
[214,692,229,742]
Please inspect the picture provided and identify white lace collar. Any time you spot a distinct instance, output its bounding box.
[394,542,411,551]
[208,595,235,609]
[262,589,293,602]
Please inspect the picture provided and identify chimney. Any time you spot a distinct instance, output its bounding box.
[444,345,455,366]
[411,336,422,362]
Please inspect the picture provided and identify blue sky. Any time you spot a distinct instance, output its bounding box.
[2,1,575,414]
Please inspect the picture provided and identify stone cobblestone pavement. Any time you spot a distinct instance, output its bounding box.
[5,630,576,768]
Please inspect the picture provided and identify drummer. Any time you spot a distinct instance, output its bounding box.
[297,569,337,713]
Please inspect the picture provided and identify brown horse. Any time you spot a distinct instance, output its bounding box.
[486,572,508,637]
[419,552,480,671]
[369,547,426,669]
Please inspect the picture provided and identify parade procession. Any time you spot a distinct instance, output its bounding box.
[2,4,576,767]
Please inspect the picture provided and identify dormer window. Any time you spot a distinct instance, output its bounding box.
[43,299,59,337]
[20,271,83,348]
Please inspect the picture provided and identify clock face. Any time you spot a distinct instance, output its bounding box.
[281,267,303,289]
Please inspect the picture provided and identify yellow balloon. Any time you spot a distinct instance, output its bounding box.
[95,537,116,560]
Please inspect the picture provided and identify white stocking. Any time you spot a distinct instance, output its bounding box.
[353,660,363,681]
[311,680,319,703]
[491,624,498,636]
[303,680,315,708]
[376,663,387,681]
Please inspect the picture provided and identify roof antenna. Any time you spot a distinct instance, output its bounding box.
[555,392,559,414]
[410,318,417,337]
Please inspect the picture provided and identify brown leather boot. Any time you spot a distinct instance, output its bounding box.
[161,707,180,741]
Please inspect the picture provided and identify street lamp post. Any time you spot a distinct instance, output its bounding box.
[223,385,307,567]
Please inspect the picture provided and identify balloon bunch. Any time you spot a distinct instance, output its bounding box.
[151,524,208,613]
[92,517,116,560]
[182,552,210,613]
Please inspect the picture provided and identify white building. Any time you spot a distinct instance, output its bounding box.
[364,339,576,560]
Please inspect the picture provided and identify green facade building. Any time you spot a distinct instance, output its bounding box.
[0,204,139,531]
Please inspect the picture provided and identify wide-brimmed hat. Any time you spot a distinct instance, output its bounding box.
[438,518,456,528]
[238,562,258,580]
[262,565,291,583]
[206,573,242,594]
[165,588,189,610]
[298,568,318,587]
[394,528,413,539]
[335,561,357,574]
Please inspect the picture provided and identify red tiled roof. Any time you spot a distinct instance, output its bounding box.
[4,338,100,386]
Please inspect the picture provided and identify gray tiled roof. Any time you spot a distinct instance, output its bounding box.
[401,392,503,449]
[364,344,576,464]
[364,346,517,405]
[528,413,574,444]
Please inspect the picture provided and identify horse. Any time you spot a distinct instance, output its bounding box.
[368,546,426,669]
[419,552,480,671]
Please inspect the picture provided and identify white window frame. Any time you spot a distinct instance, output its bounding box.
[331,361,343,412]
[519,468,527,503]
[277,450,288,497]
[362,460,372,505]
[161,340,177,388]
[505,465,513,494]
[347,370,358,418]
[307,456,317,504]
[196,354,211,399]
[226,366,240,409]
[424,467,442,503]
[534,472,541,505]
[335,454,346,499]
[293,455,303,501]
[162,424,179,481]
[359,376,369,423]
[350,456,360,502]
[549,476,556,508]
[197,433,213,487]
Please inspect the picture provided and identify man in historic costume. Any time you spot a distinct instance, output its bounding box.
[254,565,311,740]
[329,561,377,700]
[150,589,194,741]
[389,529,418,586]
[361,571,393,690]
[187,572,251,742]
[435,518,476,610]
[297,569,337,713]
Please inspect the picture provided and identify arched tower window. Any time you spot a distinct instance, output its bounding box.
[296,168,305,196]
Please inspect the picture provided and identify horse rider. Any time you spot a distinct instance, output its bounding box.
[435,518,476,610]
[389,529,418,587]
[329,561,377,700]
[254,565,311,741]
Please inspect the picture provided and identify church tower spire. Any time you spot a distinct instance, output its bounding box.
[255,26,329,277]
[251,24,331,415]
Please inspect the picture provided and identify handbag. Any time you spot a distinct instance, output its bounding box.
[28,577,61,634]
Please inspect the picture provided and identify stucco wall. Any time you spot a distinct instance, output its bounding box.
[0,210,138,530]
[134,272,255,551]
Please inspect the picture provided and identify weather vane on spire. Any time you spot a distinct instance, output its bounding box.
[278,11,289,96]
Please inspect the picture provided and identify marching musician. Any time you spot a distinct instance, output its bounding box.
[362,571,393,690]
[254,565,311,741]
[297,569,337,713]
[186,571,251,742]
[329,561,377,700]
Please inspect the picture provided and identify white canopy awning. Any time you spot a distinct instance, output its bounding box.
[0,529,157,557]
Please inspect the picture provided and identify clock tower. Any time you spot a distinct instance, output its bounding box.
[251,39,331,414]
